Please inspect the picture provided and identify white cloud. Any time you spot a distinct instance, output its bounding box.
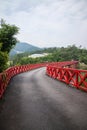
[0,0,87,48]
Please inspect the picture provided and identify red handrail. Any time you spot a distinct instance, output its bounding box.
[0,63,47,98]
[46,61,87,92]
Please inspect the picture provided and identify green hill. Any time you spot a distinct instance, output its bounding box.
[9,42,41,56]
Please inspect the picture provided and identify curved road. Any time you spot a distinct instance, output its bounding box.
[0,67,87,130]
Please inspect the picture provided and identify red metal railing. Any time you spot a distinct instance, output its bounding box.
[0,61,87,98]
[46,61,87,92]
[0,63,46,98]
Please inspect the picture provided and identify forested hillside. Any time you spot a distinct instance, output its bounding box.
[11,45,87,69]
[9,42,41,56]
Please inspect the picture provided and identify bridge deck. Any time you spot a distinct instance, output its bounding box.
[0,68,87,130]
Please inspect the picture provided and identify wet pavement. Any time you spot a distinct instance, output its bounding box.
[0,68,87,130]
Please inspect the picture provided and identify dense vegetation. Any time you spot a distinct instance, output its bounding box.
[12,45,87,70]
[0,19,19,72]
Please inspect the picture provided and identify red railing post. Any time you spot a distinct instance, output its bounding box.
[75,71,79,89]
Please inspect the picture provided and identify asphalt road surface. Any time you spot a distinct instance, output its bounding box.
[0,67,87,130]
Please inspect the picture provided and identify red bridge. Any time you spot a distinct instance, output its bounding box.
[0,60,87,98]
[0,61,87,130]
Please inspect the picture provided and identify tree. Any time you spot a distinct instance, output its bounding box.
[0,19,19,72]
[0,19,19,53]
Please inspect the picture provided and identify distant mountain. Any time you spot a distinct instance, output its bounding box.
[9,42,41,56]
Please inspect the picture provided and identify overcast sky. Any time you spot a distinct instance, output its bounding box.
[0,0,87,48]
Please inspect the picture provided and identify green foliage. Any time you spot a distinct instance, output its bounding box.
[79,63,87,70]
[52,45,79,61]
[0,19,19,72]
[0,51,8,72]
[20,57,37,65]
[0,19,19,53]
[11,45,87,68]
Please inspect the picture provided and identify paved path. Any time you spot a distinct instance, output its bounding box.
[0,67,87,130]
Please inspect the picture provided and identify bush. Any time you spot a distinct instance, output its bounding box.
[0,51,8,72]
